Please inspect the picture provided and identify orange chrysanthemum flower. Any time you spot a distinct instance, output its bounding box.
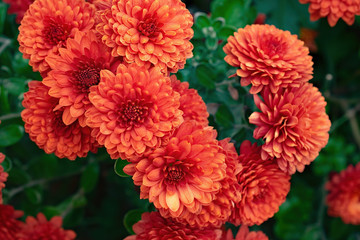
[223,24,313,94]
[0,204,24,240]
[223,225,269,240]
[124,120,227,226]
[21,81,99,160]
[124,211,222,240]
[229,140,291,226]
[171,76,209,127]
[96,0,194,73]
[16,213,76,240]
[0,153,8,204]
[299,0,360,27]
[18,0,96,75]
[43,30,121,127]
[326,162,360,225]
[249,83,331,174]
[3,0,33,23]
[86,64,183,161]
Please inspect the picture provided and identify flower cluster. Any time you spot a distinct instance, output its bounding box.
[299,0,360,27]
[14,0,334,238]
[326,162,360,225]
[224,24,331,175]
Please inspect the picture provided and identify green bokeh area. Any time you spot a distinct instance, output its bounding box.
[1,0,360,239]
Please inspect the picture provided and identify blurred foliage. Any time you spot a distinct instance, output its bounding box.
[0,0,360,239]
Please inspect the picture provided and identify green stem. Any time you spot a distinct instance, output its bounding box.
[0,112,22,122]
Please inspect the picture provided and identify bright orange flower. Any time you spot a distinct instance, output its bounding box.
[159,138,242,227]
[229,140,291,226]
[21,81,99,160]
[96,0,194,73]
[249,83,331,174]
[223,225,269,240]
[124,120,227,226]
[43,30,121,127]
[124,211,222,240]
[326,162,360,225]
[18,0,96,75]
[0,204,23,240]
[2,0,33,23]
[171,76,209,127]
[16,213,76,240]
[86,64,183,161]
[0,153,8,204]
[224,24,313,94]
[299,0,360,27]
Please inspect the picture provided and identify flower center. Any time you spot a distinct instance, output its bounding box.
[263,36,287,57]
[43,19,70,46]
[165,165,184,184]
[73,64,101,93]
[118,99,149,127]
[138,18,161,37]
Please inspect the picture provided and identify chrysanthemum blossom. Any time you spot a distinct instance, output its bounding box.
[175,138,241,227]
[43,30,121,127]
[299,0,360,27]
[124,212,222,240]
[86,64,183,161]
[21,81,99,160]
[0,204,24,240]
[249,83,331,174]
[229,140,291,226]
[18,0,96,75]
[3,0,33,23]
[223,225,269,240]
[171,76,209,127]
[16,213,76,240]
[326,162,360,225]
[96,0,194,73]
[0,153,8,204]
[124,120,227,226]
[223,24,313,94]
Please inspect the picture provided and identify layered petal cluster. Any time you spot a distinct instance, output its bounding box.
[86,64,183,160]
[0,153,8,204]
[181,138,241,227]
[124,121,227,226]
[18,0,96,74]
[249,83,331,174]
[16,213,76,240]
[96,0,194,73]
[0,204,23,240]
[2,0,33,23]
[43,30,121,127]
[124,211,222,240]
[326,162,360,225]
[224,24,313,94]
[223,225,269,240]
[299,0,360,27]
[230,141,291,226]
[21,81,99,160]
[171,76,209,127]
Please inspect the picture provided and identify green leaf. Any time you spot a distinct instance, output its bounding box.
[215,104,234,128]
[42,206,62,219]
[212,17,225,32]
[25,188,42,205]
[123,209,145,235]
[1,155,12,172]
[194,12,211,29]
[1,78,28,96]
[0,3,7,35]
[114,159,130,177]
[205,37,218,50]
[195,64,216,89]
[80,162,100,193]
[218,26,237,40]
[0,124,24,147]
